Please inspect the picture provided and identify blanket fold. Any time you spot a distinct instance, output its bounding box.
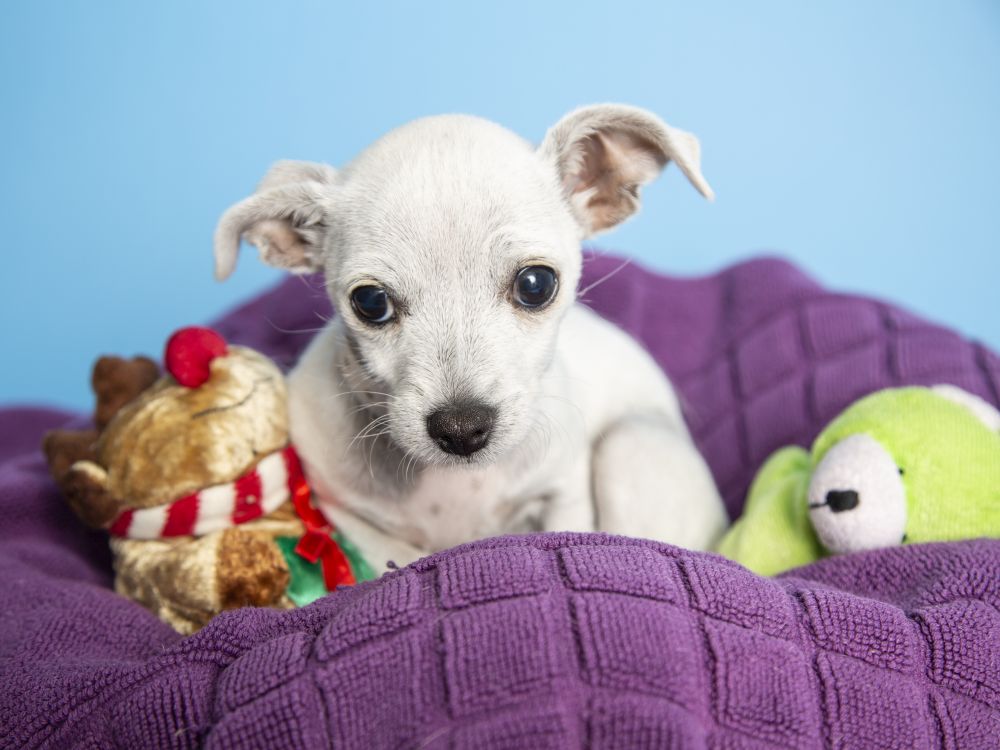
[2,254,998,749]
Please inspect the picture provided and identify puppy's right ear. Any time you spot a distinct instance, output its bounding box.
[213,160,338,281]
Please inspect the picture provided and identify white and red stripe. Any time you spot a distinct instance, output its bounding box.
[107,445,306,540]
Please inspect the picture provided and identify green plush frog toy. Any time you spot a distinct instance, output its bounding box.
[717,385,1000,576]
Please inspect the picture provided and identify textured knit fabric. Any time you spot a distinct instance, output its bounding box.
[2,254,999,749]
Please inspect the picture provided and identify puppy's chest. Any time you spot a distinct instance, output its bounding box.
[387,467,547,551]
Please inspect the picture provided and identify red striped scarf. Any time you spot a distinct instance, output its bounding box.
[108,445,306,539]
[107,445,356,589]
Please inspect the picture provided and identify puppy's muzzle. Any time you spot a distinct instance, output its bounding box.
[426,402,496,457]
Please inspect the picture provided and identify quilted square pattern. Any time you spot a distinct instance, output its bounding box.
[442,596,562,717]
[744,379,811,463]
[736,315,804,397]
[315,572,425,661]
[895,330,978,379]
[316,629,432,748]
[573,594,703,709]
[812,341,887,418]
[450,706,575,749]
[683,558,793,637]
[801,589,919,672]
[884,305,935,331]
[217,632,312,711]
[817,652,931,749]
[707,729,796,750]
[206,679,330,750]
[681,358,736,432]
[707,733,790,750]
[438,546,551,608]
[933,691,1000,750]
[915,600,1000,708]
[588,695,704,750]
[560,545,685,602]
[699,417,747,507]
[706,620,820,746]
[982,346,1000,377]
[803,298,883,357]
[110,665,215,750]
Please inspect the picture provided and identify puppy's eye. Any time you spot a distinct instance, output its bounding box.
[350,285,394,324]
[513,266,558,309]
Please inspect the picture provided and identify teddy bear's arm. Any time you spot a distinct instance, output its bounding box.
[51,458,124,529]
[111,528,291,635]
[716,446,824,576]
[42,429,99,477]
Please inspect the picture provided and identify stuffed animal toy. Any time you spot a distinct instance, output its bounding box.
[43,326,374,634]
[716,385,1000,576]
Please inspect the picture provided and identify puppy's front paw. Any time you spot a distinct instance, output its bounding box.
[216,529,290,609]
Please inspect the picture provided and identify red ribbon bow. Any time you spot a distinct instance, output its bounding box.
[285,449,356,590]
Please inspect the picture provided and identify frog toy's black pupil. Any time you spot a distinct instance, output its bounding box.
[515,266,557,308]
[351,286,390,322]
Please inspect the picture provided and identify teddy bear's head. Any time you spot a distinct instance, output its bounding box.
[806,385,1000,554]
[717,384,1000,576]
[44,327,288,527]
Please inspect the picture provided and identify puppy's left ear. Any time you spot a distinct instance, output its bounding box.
[213,160,338,281]
[539,104,714,236]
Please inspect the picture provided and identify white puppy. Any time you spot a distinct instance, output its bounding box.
[214,104,728,568]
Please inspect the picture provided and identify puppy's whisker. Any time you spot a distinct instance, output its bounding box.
[324,389,396,405]
[405,450,421,484]
[518,414,552,461]
[344,414,391,455]
[531,390,586,418]
[531,411,564,450]
[366,429,390,480]
[345,400,392,418]
[395,449,409,483]
[576,257,632,300]
[261,316,329,336]
[329,389,395,399]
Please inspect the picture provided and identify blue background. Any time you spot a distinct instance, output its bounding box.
[2,1,998,409]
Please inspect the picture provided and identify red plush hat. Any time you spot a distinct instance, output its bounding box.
[164,327,229,388]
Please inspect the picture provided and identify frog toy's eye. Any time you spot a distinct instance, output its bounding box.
[807,434,907,554]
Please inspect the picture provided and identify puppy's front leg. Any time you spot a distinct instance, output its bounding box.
[592,415,728,550]
[321,503,427,571]
[541,452,595,533]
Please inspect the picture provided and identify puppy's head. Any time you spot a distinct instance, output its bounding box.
[214,105,712,467]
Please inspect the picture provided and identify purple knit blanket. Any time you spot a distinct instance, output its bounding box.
[2,255,998,749]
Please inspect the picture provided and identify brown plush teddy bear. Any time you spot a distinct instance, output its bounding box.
[43,326,373,634]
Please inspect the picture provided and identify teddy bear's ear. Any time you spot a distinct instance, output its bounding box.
[931,385,1000,433]
[92,355,160,430]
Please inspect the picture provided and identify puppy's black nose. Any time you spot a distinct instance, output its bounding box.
[427,402,496,456]
[826,489,860,512]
